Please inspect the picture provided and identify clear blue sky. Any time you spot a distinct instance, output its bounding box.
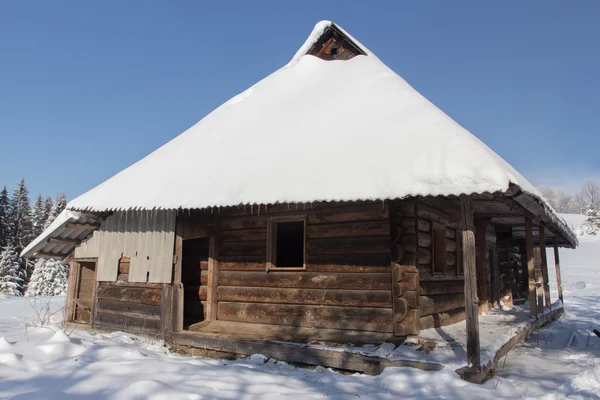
[1,1,598,200]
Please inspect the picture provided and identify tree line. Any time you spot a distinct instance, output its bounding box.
[538,180,600,214]
[0,179,68,296]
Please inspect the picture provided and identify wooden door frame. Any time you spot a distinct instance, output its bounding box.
[64,258,98,327]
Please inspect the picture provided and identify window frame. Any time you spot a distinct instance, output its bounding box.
[266,215,307,272]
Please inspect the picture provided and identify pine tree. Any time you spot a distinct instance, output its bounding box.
[44,196,53,224]
[0,186,9,249]
[25,258,69,296]
[0,246,24,296]
[8,179,34,251]
[44,194,67,229]
[580,206,600,235]
[32,195,47,237]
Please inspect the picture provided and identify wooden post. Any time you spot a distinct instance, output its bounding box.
[539,227,551,309]
[524,218,537,318]
[172,218,184,332]
[553,238,564,305]
[460,195,480,368]
[534,247,544,315]
[206,216,221,321]
[475,218,490,314]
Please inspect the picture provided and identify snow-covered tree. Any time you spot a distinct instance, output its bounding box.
[0,246,24,296]
[8,179,33,250]
[44,194,67,229]
[0,187,9,249]
[32,195,49,237]
[579,207,600,236]
[25,258,69,296]
[578,181,600,209]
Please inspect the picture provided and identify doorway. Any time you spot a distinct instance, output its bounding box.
[182,237,210,328]
[72,261,97,324]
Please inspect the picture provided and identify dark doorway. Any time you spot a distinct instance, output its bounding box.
[182,237,210,328]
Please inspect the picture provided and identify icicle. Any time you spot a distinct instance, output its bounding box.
[382,199,385,211]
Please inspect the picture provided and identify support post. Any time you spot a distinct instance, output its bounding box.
[524,218,537,318]
[475,218,491,314]
[539,227,551,309]
[553,238,564,305]
[534,248,544,315]
[172,218,184,332]
[206,215,221,321]
[460,195,480,368]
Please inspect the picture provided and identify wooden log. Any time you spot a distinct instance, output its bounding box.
[221,217,267,231]
[401,232,432,250]
[460,194,480,368]
[307,220,389,238]
[525,218,537,317]
[401,248,431,265]
[308,254,391,268]
[391,243,404,263]
[553,239,564,304]
[216,286,392,308]
[475,218,490,314]
[308,204,389,225]
[417,203,452,226]
[539,228,551,309]
[396,218,431,234]
[206,216,220,320]
[95,311,160,333]
[419,294,466,316]
[446,239,457,252]
[207,271,392,290]
[447,252,456,267]
[219,240,266,257]
[160,284,173,338]
[420,280,464,296]
[419,308,466,330]
[96,299,160,318]
[394,298,408,321]
[446,229,456,240]
[307,236,390,255]
[217,302,393,332]
[220,229,266,242]
[172,218,184,332]
[97,286,162,306]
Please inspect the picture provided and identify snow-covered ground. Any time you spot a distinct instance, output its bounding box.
[0,236,598,399]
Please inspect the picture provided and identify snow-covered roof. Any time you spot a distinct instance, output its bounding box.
[62,21,575,246]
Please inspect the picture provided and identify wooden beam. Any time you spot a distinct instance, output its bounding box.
[460,195,480,368]
[475,218,491,314]
[525,218,537,318]
[35,251,64,259]
[206,216,221,320]
[47,237,80,245]
[172,218,184,332]
[534,247,544,315]
[539,227,551,309]
[65,222,101,230]
[553,238,564,305]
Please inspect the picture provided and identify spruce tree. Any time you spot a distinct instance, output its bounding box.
[44,196,53,224]
[0,187,9,249]
[0,246,24,296]
[44,194,67,229]
[8,179,34,250]
[25,258,69,296]
[32,195,47,237]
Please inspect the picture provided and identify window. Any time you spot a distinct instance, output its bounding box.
[267,217,306,270]
[433,223,447,274]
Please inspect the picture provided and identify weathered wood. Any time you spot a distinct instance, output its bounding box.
[47,237,80,245]
[307,220,389,238]
[420,280,464,296]
[391,243,404,263]
[97,285,162,306]
[160,284,173,338]
[308,254,392,267]
[475,218,490,314]
[216,256,392,273]
[308,203,389,225]
[307,236,390,255]
[419,308,466,330]
[525,218,537,317]
[539,228,551,309]
[95,311,160,332]
[419,294,465,316]
[447,252,457,267]
[64,260,79,324]
[553,238,564,304]
[216,286,392,308]
[96,299,160,318]
[181,223,213,240]
[221,217,267,231]
[401,232,432,250]
[208,271,392,290]
[220,240,266,256]
[446,239,457,252]
[489,243,501,308]
[402,247,431,264]
[460,195,480,368]
[217,302,393,332]
[206,216,220,321]
[65,222,101,230]
[534,248,544,315]
[172,218,184,332]
[220,229,266,242]
[98,281,163,289]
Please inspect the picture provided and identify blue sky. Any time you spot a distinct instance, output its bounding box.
[0,1,598,199]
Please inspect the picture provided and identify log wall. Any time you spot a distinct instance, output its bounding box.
[189,202,394,333]
[94,281,163,336]
[395,198,466,330]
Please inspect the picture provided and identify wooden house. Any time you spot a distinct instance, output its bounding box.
[23,21,577,378]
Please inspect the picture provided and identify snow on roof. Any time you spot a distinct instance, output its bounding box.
[63,21,575,245]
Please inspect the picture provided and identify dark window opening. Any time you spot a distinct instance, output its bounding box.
[306,25,365,61]
[269,219,305,269]
[433,225,447,274]
[182,237,210,328]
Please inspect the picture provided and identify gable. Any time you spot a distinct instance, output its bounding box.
[306,25,365,61]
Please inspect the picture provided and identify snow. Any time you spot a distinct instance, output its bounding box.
[1,228,599,399]
[65,21,561,231]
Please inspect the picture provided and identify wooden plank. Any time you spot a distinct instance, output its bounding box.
[419,294,465,316]
[96,285,162,306]
[460,194,480,368]
[95,311,160,332]
[306,220,389,238]
[220,240,266,256]
[96,299,160,318]
[419,308,466,330]
[308,204,388,225]
[216,286,392,308]
[475,218,490,314]
[206,216,220,321]
[160,284,173,339]
[221,217,267,231]
[539,228,551,309]
[98,281,163,289]
[217,302,393,332]
[221,228,266,242]
[553,238,564,304]
[64,260,79,324]
[420,280,464,296]
[172,218,184,332]
[48,237,80,245]
[209,271,392,290]
[534,248,544,315]
[306,236,390,255]
[525,218,537,317]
